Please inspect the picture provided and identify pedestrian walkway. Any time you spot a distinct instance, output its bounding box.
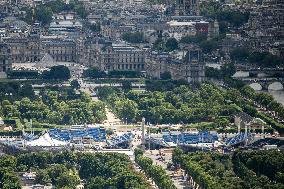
[144,150,192,189]
[79,82,122,126]
[102,107,122,126]
[130,157,159,189]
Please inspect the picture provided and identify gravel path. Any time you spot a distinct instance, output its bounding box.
[144,150,192,189]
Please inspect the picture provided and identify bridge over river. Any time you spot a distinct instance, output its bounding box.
[235,66,284,76]
[240,78,284,91]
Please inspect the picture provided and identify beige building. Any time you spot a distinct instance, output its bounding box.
[3,35,41,63]
[77,37,112,67]
[97,44,145,71]
[208,19,219,39]
[3,36,77,63]
[146,45,205,83]
[0,43,12,76]
[41,39,76,62]
[101,24,136,40]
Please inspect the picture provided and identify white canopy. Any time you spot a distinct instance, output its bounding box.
[26,132,67,147]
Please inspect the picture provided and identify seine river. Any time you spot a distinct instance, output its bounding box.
[268,90,284,105]
[231,71,284,105]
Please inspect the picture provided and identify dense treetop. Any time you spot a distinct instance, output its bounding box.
[0,87,106,126]
[230,47,284,68]
[172,148,284,189]
[22,0,88,25]
[96,81,284,134]
[42,65,71,80]
[122,32,145,43]
[97,83,241,126]
[0,151,152,189]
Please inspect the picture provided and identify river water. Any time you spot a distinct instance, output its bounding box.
[232,71,284,105]
[268,90,284,105]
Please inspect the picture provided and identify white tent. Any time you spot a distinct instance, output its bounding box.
[26,132,68,147]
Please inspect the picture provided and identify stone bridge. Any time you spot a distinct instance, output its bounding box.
[235,67,284,77]
[241,78,284,90]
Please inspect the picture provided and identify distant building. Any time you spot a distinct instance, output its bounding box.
[41,39,76,62]
[49,12,83,35]
[77,37,112,67]
[97,43,145,71]
[246,0,284,56]
[101,23,136,40]
[3,35,41,63]
[0,43,12,77]
[35,53,58,69]
[175,0,200,16]
[221,33,244,55]
[49,20,83,34]
[3,37,27,63]
[234,112,254,133]
[166,20,196,40]
[146,45,205,83]
[185,46,205,83]
[208,19,219,39]
[166,20,209,40]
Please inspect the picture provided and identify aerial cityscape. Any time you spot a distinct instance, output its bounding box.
[0,0,283,188]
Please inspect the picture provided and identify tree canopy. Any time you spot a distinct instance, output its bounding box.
[0,88,106,125]
[200,0,250,27]
[0,151,152,189]
[179,34,219,53]
[172,148,284,189]
[21,0,88,25]
[230,48,284,67]
[122,32,145,43]
[42,65,71,80]
[165,38,178,51]
[97,83,240,128]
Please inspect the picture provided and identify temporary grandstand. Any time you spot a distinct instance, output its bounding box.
[107,132,133,147]
[49,127,133,148]
[225,132,254,146]
[26,132,68,147]
[49,127,107,142]
[147,131,219,148]
[0,125,134,149]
